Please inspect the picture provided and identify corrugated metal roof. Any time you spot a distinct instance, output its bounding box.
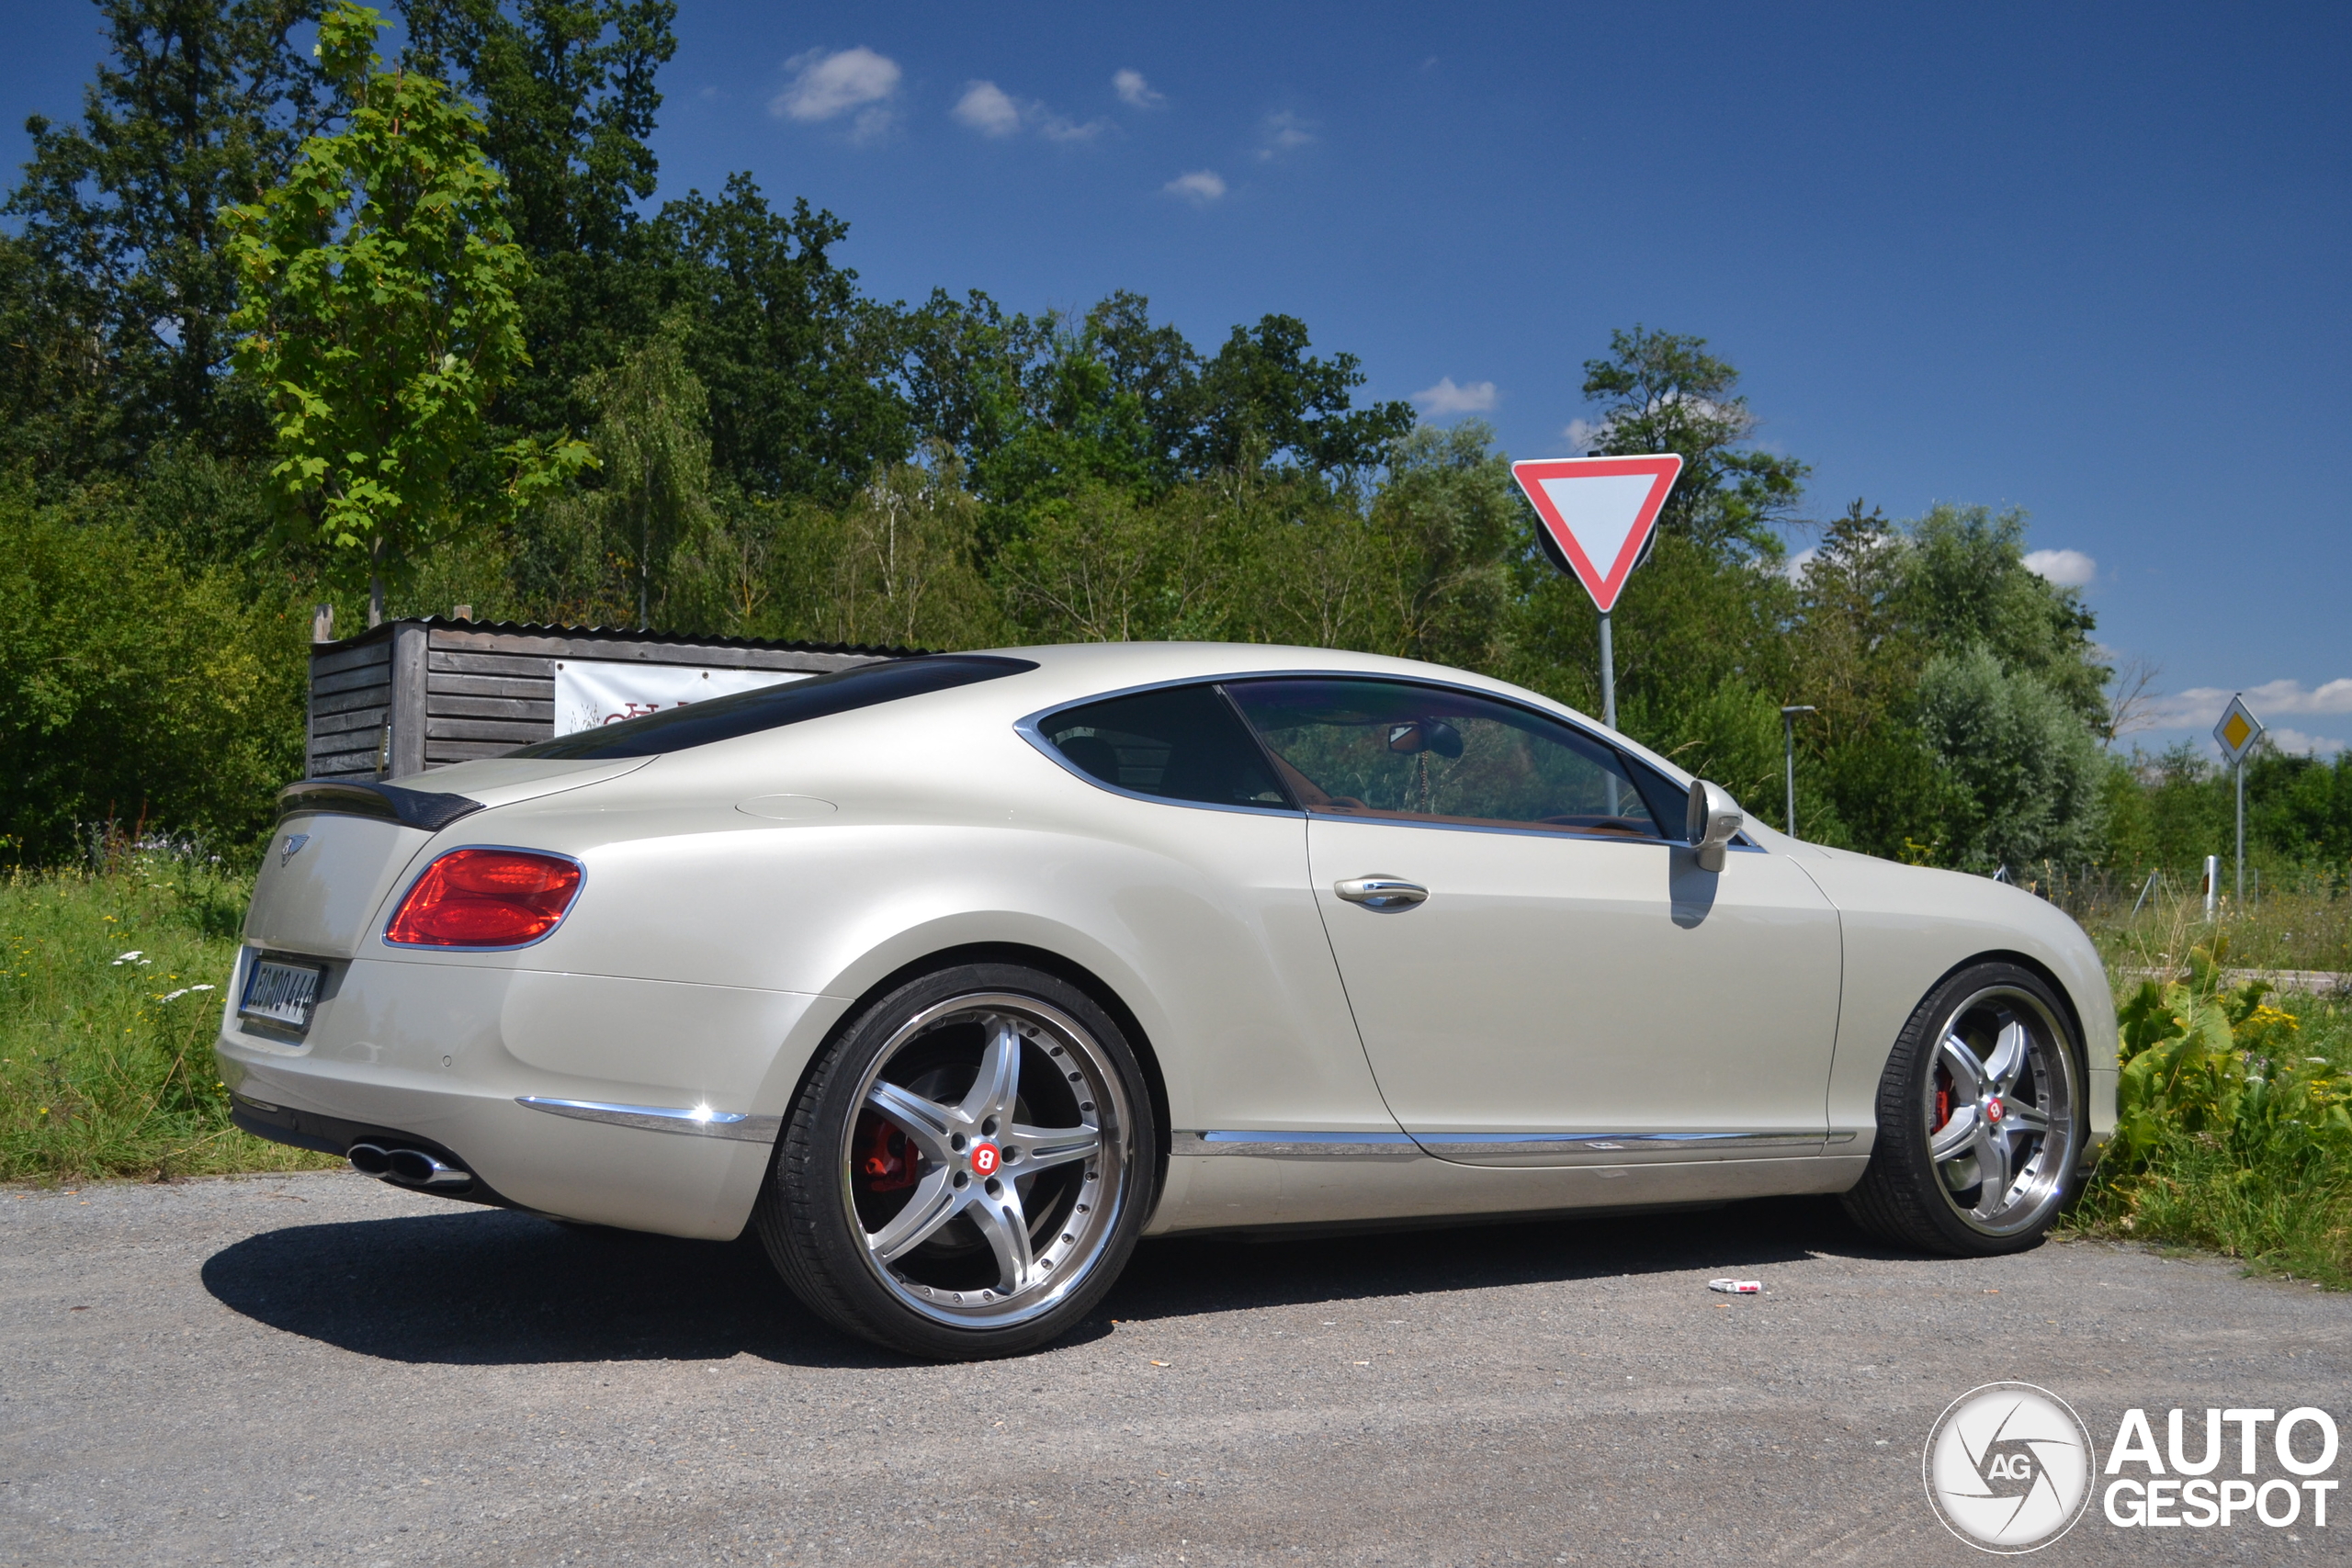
[312,615,927,659]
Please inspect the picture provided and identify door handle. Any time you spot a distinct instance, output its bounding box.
[1334,875,1429,910]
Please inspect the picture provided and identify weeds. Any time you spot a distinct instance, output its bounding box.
[0,848,334,1183]
[2068,942,2352,1287]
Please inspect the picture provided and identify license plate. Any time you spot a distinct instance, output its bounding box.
[240,956,323,1032]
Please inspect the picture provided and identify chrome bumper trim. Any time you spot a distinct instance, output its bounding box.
[516,1096,781,1143]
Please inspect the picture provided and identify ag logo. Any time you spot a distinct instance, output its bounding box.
[1924,1382,2096,1552]
[279,832,311,867]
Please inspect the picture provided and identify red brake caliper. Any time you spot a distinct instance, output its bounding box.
[1932,1065,1953,1134]
[856,1111,919,1192]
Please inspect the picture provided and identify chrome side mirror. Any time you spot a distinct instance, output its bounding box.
[1685,780,1743,873]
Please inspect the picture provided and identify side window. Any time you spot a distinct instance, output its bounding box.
[1042,685,1294,811]
[1224,678,1662,838]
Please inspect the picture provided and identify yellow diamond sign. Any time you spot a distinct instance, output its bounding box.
[2212,694,2265,763]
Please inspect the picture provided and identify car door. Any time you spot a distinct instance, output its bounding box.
[1224,677,1842,1168]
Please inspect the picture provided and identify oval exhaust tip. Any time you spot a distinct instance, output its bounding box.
[385,1147,472,1189]
[347,1142,392,1176]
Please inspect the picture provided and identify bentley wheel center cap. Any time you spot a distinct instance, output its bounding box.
[1984,1097,2005,1123]
[970,1142,1001,1178]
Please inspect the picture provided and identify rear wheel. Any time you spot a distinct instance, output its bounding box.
[1842,962,2084,1256]
[755,964,1156,1359]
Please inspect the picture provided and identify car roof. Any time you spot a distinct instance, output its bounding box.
[970,642,1698,788]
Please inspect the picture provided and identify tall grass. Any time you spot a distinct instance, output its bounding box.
[0,842,334,1182]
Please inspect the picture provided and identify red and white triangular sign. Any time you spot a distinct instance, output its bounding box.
[1510,456,1683,613]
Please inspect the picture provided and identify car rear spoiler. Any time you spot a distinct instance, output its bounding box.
[276,779,484,832]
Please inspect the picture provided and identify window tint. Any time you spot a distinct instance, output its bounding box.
[1043,685,1293,811]
[1622,755,1696,840]
[510,655,1036,759]
[1224,678,1661,837]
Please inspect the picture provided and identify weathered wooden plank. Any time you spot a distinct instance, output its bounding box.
[427,649,556,678]
[311,730,382,763]
[311,684,390,718]
[312,706,390,737]
[425,716,550,743]
[426,694,555,722]
[312,664,397,697]
[309,640,391,678]
[389,624,428,779]
[425,671,554,701]
[426,739,526,763]
[430,626,888,671]
[311,755,382,778]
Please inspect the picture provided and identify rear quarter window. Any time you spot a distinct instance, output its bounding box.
[1040,685,1294,811]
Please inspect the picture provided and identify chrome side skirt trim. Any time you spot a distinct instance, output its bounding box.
[1413,1129,1825,1156]
[1173,1128,1833,1162]
[1173,1131,1421,1160]
[517,1096,780,1143]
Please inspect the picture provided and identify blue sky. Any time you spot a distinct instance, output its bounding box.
[7,1,2348,756]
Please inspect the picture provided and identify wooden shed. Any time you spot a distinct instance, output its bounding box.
[306,617,911,781]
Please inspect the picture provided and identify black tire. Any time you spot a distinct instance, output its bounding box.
[1841,961,2086,1257]
[754,963,1158,1359]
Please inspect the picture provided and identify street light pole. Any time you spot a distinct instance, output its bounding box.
[1780,705,1815,839]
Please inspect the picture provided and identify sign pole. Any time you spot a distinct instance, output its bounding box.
[2212,693,2264,914]
[1597,611,1615,731]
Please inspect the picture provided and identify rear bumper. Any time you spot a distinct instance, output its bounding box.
[215,951,850,1240]
[229,1094,524,1210]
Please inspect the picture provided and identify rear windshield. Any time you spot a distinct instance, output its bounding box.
[508,654,1037,759]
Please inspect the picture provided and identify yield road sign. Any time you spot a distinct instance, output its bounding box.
[1510,456,1683,613]
[2213,694,2265,763]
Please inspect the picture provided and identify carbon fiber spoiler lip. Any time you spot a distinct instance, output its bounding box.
[275,778,485,833]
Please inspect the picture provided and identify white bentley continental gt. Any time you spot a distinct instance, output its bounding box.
[219,643,2116,1358]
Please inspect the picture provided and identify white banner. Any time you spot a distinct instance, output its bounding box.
[551,659,810,738]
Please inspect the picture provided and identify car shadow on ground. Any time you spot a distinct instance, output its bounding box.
[1104,1194,1914,1322]
[202,1192,1928,1368]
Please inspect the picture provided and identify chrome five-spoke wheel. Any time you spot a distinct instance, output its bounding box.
[1844,962,2084,1257]
[1923,986,2078,1236]
[846,993,1129,1326]
[756,964,1156,1358]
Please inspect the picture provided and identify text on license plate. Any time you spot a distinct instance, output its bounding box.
[241,958,322,1030]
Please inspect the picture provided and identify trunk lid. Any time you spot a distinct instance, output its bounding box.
[243,758,650,959]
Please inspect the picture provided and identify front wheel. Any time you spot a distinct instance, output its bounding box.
[754,964,1157,1359]
[1841,962,2085,1257]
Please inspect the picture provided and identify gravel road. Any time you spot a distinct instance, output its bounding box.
[4,1171,2347,1565]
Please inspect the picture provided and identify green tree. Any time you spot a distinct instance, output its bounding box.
[399,0,677,438]
[1914,645,2109,873]
[651,175,910,504]
[1184,314,1415,477]
[1579,325,1808,560]
[548,318,713,626]
[3,0,328,476]
[0,483,306,859]
[225,1,586,624]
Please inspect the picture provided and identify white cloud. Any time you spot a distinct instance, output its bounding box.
[2267,728,2346,756]
[1563,417,1606,454]
[2022,547,2097,588]
[1163,169,1227,205]
[953,80,1022,137]
[1114,69,1163,108]
[1412,377,1498,415]
[954,80,1106,142]
[1781,546,1820,584]
[2143,678,2352,733]
[1256,110,1315,160]
[773,47,900,139]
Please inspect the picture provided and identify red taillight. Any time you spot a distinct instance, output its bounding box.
[385,849,582,948]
